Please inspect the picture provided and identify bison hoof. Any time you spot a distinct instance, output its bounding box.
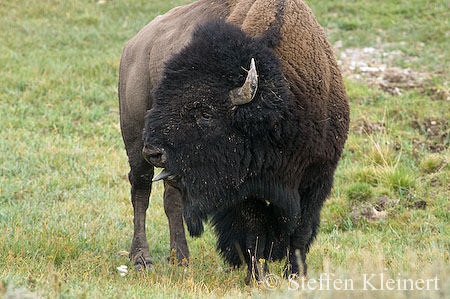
[135,261,153,271]
[283,262,306,278]
[134,256,153,271]
[244,271,265,286]
[244,272,253,286]
[130,249,153,271]
[244,262,269,285]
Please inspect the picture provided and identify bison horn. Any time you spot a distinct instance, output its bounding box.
[230,58,258,106]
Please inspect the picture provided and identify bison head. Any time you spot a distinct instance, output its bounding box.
[143,20,300,236]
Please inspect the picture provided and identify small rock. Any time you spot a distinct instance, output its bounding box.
[363,47,376,53]
[356,61,368,68]
[117,265,128,277]
[360,66,380,73]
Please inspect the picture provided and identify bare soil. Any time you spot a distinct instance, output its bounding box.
[333,41,449,99]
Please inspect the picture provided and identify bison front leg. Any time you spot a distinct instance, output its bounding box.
[128,164,154,270]
[163,183,190,265]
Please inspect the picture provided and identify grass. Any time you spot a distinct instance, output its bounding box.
[0,0,449,297]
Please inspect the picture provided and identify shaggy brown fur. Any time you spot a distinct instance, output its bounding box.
[119,0,349,271]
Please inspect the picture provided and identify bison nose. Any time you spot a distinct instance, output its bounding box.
[142,144,167,168]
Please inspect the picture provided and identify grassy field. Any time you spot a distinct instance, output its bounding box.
[0,0,448,298]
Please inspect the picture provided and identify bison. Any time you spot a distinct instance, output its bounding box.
[119,0,349,283]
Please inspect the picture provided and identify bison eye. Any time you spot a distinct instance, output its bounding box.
[195,111,214,126]
[201,112,212,121]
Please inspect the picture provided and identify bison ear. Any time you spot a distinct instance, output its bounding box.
[229,58,258,106]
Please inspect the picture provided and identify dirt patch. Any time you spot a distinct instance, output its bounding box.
[410,117,450,152]
[411,138,447,154]
[350,205,387,223]
[411,118,450,141]
[333,42,449,99]
[374,195,396,212]
[350,195,396,223]
[424,86,450,101]
[351,117,384,135]
[409,200,427,210]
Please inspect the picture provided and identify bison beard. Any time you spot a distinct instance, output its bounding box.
[142,18,346,283]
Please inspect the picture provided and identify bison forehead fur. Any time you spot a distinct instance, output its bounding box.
[121,0,349,279]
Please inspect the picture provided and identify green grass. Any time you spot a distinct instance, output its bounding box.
[0,0,449,298]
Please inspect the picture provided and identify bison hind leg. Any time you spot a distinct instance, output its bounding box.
[286,173,335,276]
